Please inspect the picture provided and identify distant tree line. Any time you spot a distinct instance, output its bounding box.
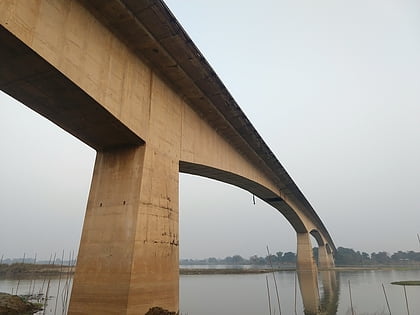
[334,247,420,265]
[3,247,420,267]
[180,247,420,266]
[180,251,297,266]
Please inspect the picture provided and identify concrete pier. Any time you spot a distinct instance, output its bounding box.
[297,233,320,315]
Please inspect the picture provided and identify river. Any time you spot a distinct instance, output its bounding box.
[1,268,419,314]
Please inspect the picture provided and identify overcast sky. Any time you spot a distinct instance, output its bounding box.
[1,0,420,260]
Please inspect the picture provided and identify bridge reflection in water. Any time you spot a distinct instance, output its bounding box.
[298,268,339,315]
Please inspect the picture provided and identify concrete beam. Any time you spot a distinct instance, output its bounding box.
[0,26,143,150]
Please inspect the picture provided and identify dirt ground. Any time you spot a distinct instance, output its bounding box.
[0,292,42,314]
[145,306,178,315]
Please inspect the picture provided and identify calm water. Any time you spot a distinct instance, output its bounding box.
[180,269,420,315]
[1,269,419,314]
[0,276,72,314]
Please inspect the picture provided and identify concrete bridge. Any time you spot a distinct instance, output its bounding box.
[0,1,335,313]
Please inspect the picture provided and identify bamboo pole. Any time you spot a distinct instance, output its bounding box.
[403,285,410,315]
[382,283,391,314]
[266,246,282,315]
[54,250,65,315]
[43,278,51,315]
[15,252,25,295]
[29,253,37,297]
[39,253,53,296]
[266,275,272,315]
[294,271,297,315]
[62,250,74,314]
[348,280,354,315]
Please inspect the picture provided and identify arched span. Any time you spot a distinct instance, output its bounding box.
[310,229,337,255]
[310,229,325,246]
[310,229,337,262]
[180,160,308,233]
[326,243,333,255]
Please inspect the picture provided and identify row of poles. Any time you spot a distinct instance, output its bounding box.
[345,279,411,315]
[265,246,283,315]
[347,232,420,315]
[265,271,414,315]
[1,250,76,315]
[262,250,415,315]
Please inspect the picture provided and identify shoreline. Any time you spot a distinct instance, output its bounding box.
[180,265,420,275]
[1,263,420,278]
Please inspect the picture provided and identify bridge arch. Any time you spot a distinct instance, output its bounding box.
[310,229,325,246]
[180,161,307,233]
[309,228,335,270]
[326,243,333,255]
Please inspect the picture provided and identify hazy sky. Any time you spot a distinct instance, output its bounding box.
[1,1,420,260]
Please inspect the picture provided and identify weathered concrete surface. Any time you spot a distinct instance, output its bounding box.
[318,244,335,270]
[0,25,143,150]
[0,0,336,314]
[69,145,179,314]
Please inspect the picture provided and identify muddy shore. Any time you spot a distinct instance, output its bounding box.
[0,263,72,279]
[0,292,42,314]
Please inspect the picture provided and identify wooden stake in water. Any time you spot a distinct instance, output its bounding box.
[266,275,272,315]
[43,279,51,315]
[15,252,25,295]
[348,280,354,315]
[54,250,65,315]
[42,252,56,314]
[417,233,420,249]
[266,246,282,315]
[40,253,53,295]
[403,285,410,315]
[62,250,74,314]
[382,283,391,315]
[29,253,37,297]
[294,271,297,315]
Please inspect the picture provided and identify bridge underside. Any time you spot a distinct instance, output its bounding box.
[0,26,143,150]
[180,161,307,233]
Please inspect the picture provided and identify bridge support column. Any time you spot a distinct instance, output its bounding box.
[318,244,334,270]
[69,145,179,315]
[296,232,319,315]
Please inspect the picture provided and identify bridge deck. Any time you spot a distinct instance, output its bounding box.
[80,0,335,251]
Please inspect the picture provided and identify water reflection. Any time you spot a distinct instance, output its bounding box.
[319,270,339,314]
[298,269,339,315]
[297,268,320,314]
[1,269,420,314]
